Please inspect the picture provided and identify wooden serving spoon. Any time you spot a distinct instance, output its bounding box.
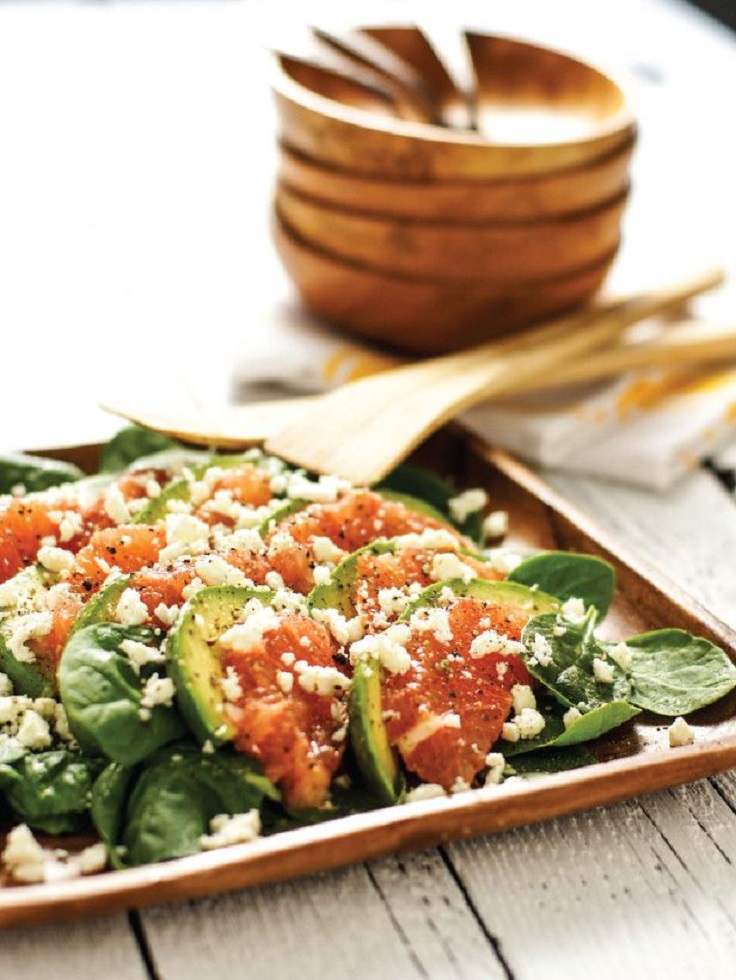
[101,269,725,484]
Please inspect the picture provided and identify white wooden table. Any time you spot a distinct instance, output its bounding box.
[1,0,736,976]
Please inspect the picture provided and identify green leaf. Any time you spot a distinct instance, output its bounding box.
[504,745,597,776]
[59,623,187,766]
[90,762,140,869]
[509,551,616,617]
[99,426,182,473]
[0,453,84,494]
[521,612,632,710]
[625,629,736,716]
[0,749,104,834]
[377,464,484,543]
[501,698,639,756]
[120,743,278,867]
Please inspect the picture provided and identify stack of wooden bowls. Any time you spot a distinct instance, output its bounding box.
[271,26,636,355]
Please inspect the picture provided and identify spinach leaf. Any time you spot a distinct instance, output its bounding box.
[509,551,616,617]
[0,749,104,834]
[521,612,633,710]
[625,629,736,716]
[501,698,638,756]
[99,426,182,473]
[0,453,84,494]
[91,762,140,869]
[504,744,597,776]
[119,743,278,866]
[59,623,187,766]
[378,463,484,543]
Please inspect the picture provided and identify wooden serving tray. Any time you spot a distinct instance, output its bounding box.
[2,427,736,928]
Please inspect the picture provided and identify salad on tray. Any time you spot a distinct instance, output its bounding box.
[0,427,734,884]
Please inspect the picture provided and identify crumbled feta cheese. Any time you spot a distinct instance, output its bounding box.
[104,485,131,525]
[563,706,583,729]
[36,545,75,574]
[78,842,108,875]
[120,638,165,674]
[6,611,53,663]
[310,607,363,646]
[159,513,211,563]
[470,629,525,658]
[139,674,176,717]
[154,602,180,628]
[377,587,409,619]
[482,510,508,542]
[220,603,280,650]
[409,606,453,643]
[552,623,567,637]
[285,473,349,503]
[281,651,296,666]
[16,709,52,749]
[514,707,546,739]
[511,684,536,714]
[592,657,615,684]
[668,716,695,748]
[271,589,308,614]
[115,588,149,627]
[609,641,633,672]
[529,632,553,667]
[394,528,459,552]
[276,670,294,694]
[194,555,248,588]
[485,549,523,574]
[145,479,161,499]
[265,570,285,591]
[501,721,520,743]
[0,672,12,697]
[448,488,488,524]
[312,565,332,586]
[0,577,22,609]
[54,702,75,743]
[220,665,243,702]
[2,824,46,883]
[312,536,344,566]
[200,810,261,850]
[484,752,506,786]
[294,661,351,697]
[218,527,266,555]
[405,783,447,803]
[430,552,475,584]
[57,510,84,543]
[561,596,586,623]
[350,623,413,675]
[181,577,205,601]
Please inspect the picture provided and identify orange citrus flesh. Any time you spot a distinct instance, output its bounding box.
[383,596,532,789]
[221,612,348,810]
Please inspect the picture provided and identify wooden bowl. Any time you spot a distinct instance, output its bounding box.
[272,213,618,354]
[275,181,627,282]
[271,32,635,179]
[278,138,635,222]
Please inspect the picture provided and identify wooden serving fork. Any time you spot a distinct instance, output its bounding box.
[102,269,726,485]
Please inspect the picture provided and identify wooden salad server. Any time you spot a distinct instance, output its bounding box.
[102,269,726,485]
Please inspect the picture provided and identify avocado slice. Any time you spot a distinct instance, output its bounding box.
[307,539,398,618]
[166,584,273,746]
[399,578,561,622]
[68,575,133,637]
[349,659,405,806]
[346,577,560,802]
[0,566,56,696]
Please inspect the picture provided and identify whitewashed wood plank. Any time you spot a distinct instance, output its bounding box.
[140,853,504,980]
[0,913,147,979]
[446,792,735,979]
[541,468,736,628]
